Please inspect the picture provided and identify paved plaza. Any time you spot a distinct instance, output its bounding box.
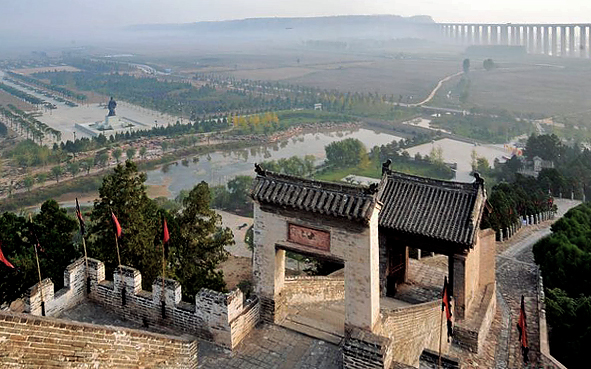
[0,73,179,142]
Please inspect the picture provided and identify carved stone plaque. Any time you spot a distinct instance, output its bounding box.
[288,223,330,251]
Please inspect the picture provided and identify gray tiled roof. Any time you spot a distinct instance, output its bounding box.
[251,165,487,247]
[251,169,379,223]
[378,171,486,246]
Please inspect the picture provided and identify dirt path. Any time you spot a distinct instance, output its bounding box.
[410,71,464,107]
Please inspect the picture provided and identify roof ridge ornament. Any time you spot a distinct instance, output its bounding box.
[254,163,266,176]
[473,172,485,187]
[382,159,392,176]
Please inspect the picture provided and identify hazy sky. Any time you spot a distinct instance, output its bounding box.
[1,0,590,34]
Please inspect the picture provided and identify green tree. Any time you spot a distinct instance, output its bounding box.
[23,175,34,192]
[126,147,136,161]
[170,182,234,298]
[96,152,109,168]
[524,134,564,162]
[325,138,368,168]
[35,172,48,184]
[88,161,160,290]
[112,148,122,164]
[81,157,95,174]
[462,58,470,73]
[483,58,495,71]
[67,162,80,178]
[139,146,147,159]
[227,175,254,208]
[51,165,63,182]
[0,200,78,304]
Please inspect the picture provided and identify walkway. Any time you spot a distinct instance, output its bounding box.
[494,198,580,368]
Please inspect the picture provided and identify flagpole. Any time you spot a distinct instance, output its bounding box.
[161,238,166,319]
[438,305,444,369]
[76,199,90,294]
[30,214,44,316]
[81,235,90,293]
[114,229,125,305]
[114,231,122,269]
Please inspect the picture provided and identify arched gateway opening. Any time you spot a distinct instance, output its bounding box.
[250,162,496,368]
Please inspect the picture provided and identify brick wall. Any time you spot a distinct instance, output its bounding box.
[0,311,197,368]
[27,257,260,350]
[453,283,496,353]
[536,273,567,369]
[378,299,450,368]
[28,258,87,317]
[283,275,345,305]
[343,327,393,369]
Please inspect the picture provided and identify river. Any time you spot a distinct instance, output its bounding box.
[145,128,402,198]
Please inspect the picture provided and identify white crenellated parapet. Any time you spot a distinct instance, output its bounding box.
[27,257,260,350]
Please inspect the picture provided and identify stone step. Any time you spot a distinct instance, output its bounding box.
[280,318,343,345]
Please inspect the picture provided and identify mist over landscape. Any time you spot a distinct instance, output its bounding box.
[1,1,591,368]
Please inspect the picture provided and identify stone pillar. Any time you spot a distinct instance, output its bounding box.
[482,25,489,45]
[552,26,558,56]
[544,26,550,55]
[569,26,576,57]
[561,26,567,56]
[252,203,287,323]
[501,25,509,45]
[517,26,522,45]
[492,26,499,45]
[526,26,533,52]
[536,26,543,53]
[579,26,587,58]
[474,25,480,44]
[511,26,517,45]
[345,206,381,332]
[460,24,466,44]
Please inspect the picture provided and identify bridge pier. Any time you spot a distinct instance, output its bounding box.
[569,26,576,57]
[552,26,558,56]
[579,26,588,58]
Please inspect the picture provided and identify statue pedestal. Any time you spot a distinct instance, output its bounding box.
[95,115,118,130]
[105,115,119,127]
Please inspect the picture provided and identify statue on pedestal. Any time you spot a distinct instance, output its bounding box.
[107,97,117,117]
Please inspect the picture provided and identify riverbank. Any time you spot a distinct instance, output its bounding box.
[0,121,362,212]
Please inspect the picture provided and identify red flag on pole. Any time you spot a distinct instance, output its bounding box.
[162,217,170,258]
[442,276,453,341]
[111,212,122,238]
[0,242,15,269]
[517,295,529,363]
[163,218,170,245]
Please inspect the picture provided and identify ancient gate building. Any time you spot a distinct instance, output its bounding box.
[251,163,496,368]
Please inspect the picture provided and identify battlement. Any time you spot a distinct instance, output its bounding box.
[27,257,260,349]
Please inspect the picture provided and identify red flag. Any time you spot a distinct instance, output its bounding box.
[442,276,453,340]
[75,198,86,234]
[163,218,170,245]
[517,295,529,363]
[0,242,15,269]
[111,212,122,238]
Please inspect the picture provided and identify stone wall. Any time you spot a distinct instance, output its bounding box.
[28,257,87,317]
[536,273,567,369]
[283,275,345,305]
[0,311,198,368]
[378,299,450,368]
[343,327,393,369]
[27,257,260,350]
[453,283,496,353]
[253,202,381,331]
